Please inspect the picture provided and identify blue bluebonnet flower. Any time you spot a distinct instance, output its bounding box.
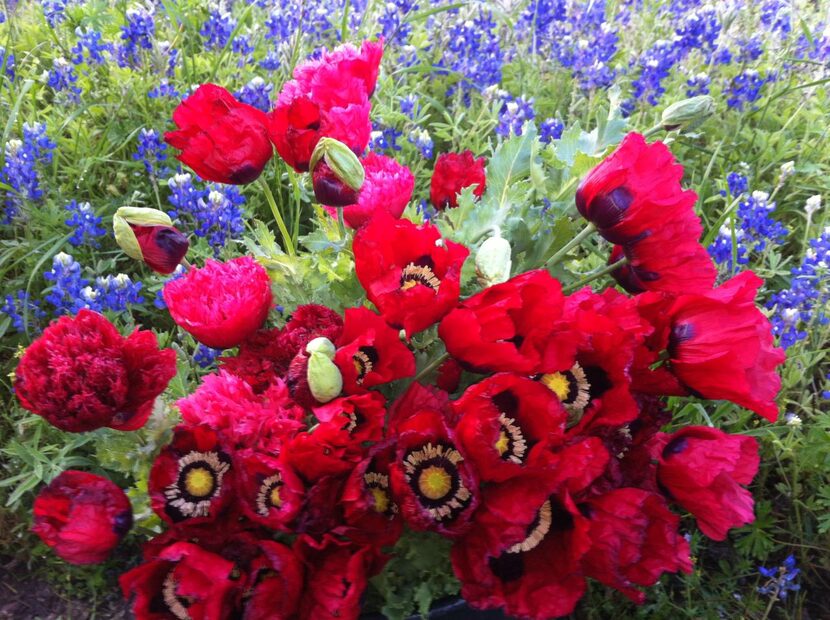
[737,36,764,63]
[1,46,15,80]
[0,10,5,24]
[160,42,179,78]
[686,72,711,97]
[65,200,106,247]
[71,28,112,66]
[400,94,420,120]
[440,9,504,96]
[93,274,145,312]
[712,46,732,65]
[631,39,682,105]
[768,227,830,349]
[518,0,567,50]
[148,79,180,99]
[167,174,245,254]
[2,123,57,223]
[497,94,535,137]
[44,57,81,102]
[201,9,236,51]
[377,0,416,47]
[370,125,402,153]
[132,128,168,177]
[416,199,435,223]
[674,6,720,56]
[194,344,223,368]
[235,77,273,113]
[407,128,433,159]
[726,70,769,110]
[264,6,300,42]
[1,291,47,334]
[709,190,788,271]
[259,49,281,71]
[727,172,749,196]
[822,374,830,400]
[760,0,792,38]
[539,117,564,143]
[118,5,155,68]
[232,34,255,67]
[42,0,69,28]
[758,555,800,599]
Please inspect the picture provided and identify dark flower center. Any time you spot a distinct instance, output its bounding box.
[164,450,230,522]
[662,436,689,459]
[352,346,379,384]
[161,572,193,620]
[589,186,633,230]
[403,442,471,522]
[400,256,441,292]
[255,472,284,516]
[539,362,611,424]
[668,322,695,356]
[112,510,133,537]
[363,471,398,517]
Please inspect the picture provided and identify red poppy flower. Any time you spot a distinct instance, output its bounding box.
[324,153,415,228]
[537,288,641,431]
[292,475,348,537]
[608,219,717,295]
[177,371,304,453]
[338,442,403,547]
[280,303,344,353]
[149,425,234,525]
[638,271,786,421]
[165,84,273,185]
[120,541,239,620]
[438,270,574,375]
[436,358,462,393]
[243,540,304,620]
[430,151,487,210]
[284,424,363,483]
[294,534,387,620]
[163,256,273,349]
[235,449,304,532]
[657,426,759,540]
[32,470,132,565]
[575,132,699,245]
[451,477,591,620]
[453,374,566,482]
[130,224,190,274]
[581,488,692,603]
[14,309,176,433]
[354,215,469,337]
[388,381,453,431]
[313,391,387,444]
[334,307,415,393]
[269,41,383,172]
[390,410,479,537]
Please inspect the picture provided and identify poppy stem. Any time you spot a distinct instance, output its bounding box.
[336,208,347,241]
[544,222,596,269]
[414,351,450,383]
[642,123,665,138]
[259,178,296,256]
[562,256,627,293]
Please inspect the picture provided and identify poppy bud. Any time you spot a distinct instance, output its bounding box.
[309,137,365,206]
[475,234,512,286]
[113,207,189,274]
[306,337,343,403]
[660,95,715,131]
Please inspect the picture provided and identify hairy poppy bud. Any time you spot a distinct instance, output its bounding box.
[309,137,365,206]
[306,337,342,403]
[113,207,189,274]
[475,234,512,286]
[660,95,714,131]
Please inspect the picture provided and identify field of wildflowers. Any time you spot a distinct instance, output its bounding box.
[1,0,829,618]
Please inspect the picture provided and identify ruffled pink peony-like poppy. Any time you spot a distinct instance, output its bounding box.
[163,256,273,349]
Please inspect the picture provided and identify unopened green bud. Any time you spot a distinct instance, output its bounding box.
[660,95,715,131]
[306,337,342,403]
[309,137,365,192]
[113,206,174,262]
[475,235,512,286]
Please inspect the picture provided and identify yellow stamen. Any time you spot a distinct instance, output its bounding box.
[371,487,390,513]
[540,372,570,401]
[495,431,510,455]
[184,467,214,498]
[269,486,282,507]
[418,465,452,500]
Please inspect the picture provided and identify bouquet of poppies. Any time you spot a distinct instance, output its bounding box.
[14,39,785,620]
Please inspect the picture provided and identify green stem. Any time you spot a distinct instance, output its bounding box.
[259,177,296,256]
[336,208,347,241]
[414,351,450,383]
[545,222,596,269]
[562,256,626,293]
[642,123,665,138]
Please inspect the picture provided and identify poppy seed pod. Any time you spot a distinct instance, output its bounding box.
[306,337,343,403]
[113,206,189,274]
[660,95,715,131]
[310,137,365,207]
[475,234,512,286]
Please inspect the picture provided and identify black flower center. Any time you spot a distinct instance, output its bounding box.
[539,362,611,424]
[400,256,441,292]
[403,442,471,522]
[164,450,230,522]
[352,346,379,385]
[589,186,633,231]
